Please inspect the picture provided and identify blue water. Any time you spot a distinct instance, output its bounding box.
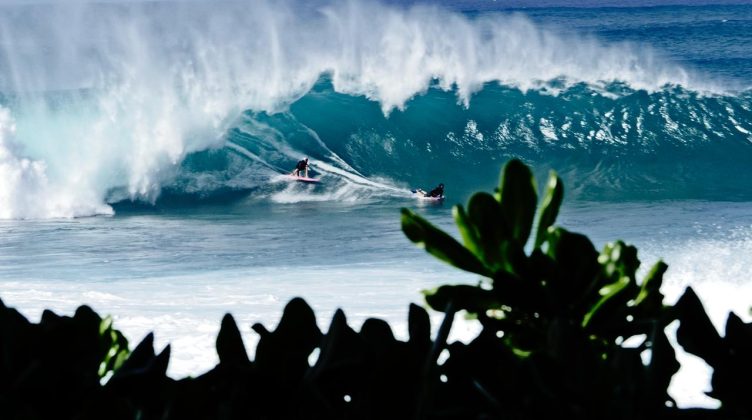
[0,0,751,407]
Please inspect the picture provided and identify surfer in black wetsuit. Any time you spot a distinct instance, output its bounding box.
[425,183,444,198]
[414,183,444,198]
[292,157,309,178]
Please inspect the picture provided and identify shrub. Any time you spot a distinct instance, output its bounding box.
[1,159,750,419]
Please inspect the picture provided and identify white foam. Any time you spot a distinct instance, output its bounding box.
[0,107,113,218]
[637,226,752,408]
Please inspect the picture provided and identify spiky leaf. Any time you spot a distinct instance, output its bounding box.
[675,287,724,366]
[217,313,249,365]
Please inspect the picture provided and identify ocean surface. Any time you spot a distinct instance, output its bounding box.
[1,0,751,408]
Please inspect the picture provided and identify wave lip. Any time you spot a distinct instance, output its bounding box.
[322,3,725,113]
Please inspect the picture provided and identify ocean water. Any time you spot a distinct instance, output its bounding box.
[0,0,751,408]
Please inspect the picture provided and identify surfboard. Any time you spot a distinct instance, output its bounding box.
[289,175,321,183]
[411,189,444,201]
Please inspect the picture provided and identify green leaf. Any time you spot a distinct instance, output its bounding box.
[99,315,113,335]
[599,241,641,284]
[467,192,509,269]
[496,159,537,246]
[453,204,482,257]
[582,276,631,329]
[501,240,529,278]
[534,170,563,249]
[633,260,668,311]
[402,208,491,277]
[97,315,130,378]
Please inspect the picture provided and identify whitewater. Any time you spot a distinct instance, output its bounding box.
[1,0,751,409]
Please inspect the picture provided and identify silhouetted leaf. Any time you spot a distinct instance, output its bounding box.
[153,344,171,377]
[633,261,668,314]
[276,297,321,353]
[316,309,361,366]
[408,304,431,349]
[424,285,499,314]
[646,322,680,408]
[546,228,600,304]
[724,312,752,355]
[254,298,321,388]
[40,308,61,323]
[710,313,752,410]
[361,318,396,350]
[675,287,723,366]
[115,333,157,375]
[216,314,249,365]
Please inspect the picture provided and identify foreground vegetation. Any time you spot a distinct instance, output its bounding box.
[1,159,750,419]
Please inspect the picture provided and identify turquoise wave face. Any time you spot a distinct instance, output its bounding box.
[171,80,752,203]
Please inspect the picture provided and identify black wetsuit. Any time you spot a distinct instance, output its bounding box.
[296,160,308,171]
[427,186,444,197]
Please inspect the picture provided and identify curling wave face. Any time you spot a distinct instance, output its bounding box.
[0,0,749,218]
[184,81,752,204]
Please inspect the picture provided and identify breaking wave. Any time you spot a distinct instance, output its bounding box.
[0,0,747,218]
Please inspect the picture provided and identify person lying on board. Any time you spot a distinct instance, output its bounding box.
[291,157,309,178]
[416,183,444,198]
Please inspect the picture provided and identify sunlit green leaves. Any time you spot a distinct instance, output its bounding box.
[496,159,537,245]
[402,208,490,277]
[98,315,130,378]
[534,171,563,250]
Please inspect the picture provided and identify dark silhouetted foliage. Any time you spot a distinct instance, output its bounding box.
[0,159,749,419]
